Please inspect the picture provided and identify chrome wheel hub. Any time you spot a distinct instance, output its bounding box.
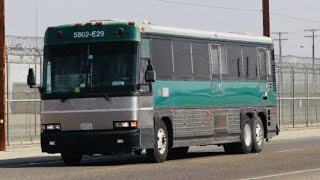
[157,128,167,154]
[244,124,252,147]
[255,124,263,146]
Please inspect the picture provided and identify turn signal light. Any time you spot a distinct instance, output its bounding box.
[74,23,83,27]
[113,121,138,129]
[130,121,138,128]
[95,22,103,25]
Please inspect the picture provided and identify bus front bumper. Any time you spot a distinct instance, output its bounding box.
[41,129,140,154]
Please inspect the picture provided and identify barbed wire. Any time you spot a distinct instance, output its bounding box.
[6,35,43,50]
[6,35,43,64]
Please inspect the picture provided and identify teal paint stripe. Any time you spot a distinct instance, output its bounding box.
[154,80,277,108]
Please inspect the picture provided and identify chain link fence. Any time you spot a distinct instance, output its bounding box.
[6,35,42,145]
[276,55,320,128]
[4,36,320,145]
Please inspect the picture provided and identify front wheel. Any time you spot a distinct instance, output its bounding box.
[251,117,265,153]
[146,120,169,163]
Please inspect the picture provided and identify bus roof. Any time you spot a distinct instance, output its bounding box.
[45,20,273,45]
[140,23,273,45]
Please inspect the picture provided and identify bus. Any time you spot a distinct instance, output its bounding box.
[27,20,279,165]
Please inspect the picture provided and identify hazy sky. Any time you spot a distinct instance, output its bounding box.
[5,0,320,58]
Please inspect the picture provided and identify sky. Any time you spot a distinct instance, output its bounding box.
[5,0,320,58]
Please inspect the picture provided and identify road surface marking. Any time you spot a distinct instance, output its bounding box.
[275,148,303,153]
[246,167,320,180]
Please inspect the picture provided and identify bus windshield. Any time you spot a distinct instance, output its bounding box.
[43,41,138,98]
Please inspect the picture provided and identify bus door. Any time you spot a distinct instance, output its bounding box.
[210,44,228,138]
[209,44,223,93]
[257,48,271,105]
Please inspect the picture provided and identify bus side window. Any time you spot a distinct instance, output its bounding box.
[226,45,242,78]
[191,42,210,80]
[150,39,173,79]
[210,45,220,76]
[220,46,228,76]
[258,49,267,79]
[266,49,272,77]
[139,39,151,92]
[141,39,150,59]
[242,47,258,79]
[173,40,192,79]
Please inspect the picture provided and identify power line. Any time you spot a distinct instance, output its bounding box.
[272,13,320,24]
[157,0,261,12]
[157,0,320,24]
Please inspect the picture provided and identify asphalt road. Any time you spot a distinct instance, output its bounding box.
[1,137,320,180]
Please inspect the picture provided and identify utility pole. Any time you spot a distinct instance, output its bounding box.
[272,32,288,63]
[304,29,320,69]
[0,0,6,151]
[305,29,320,127]
[262,0,270,37]
[272,32,288,128]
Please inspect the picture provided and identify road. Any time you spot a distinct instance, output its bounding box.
[1,137,320,180]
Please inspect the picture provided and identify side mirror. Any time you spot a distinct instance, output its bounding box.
[145,63,156,82]
[27,68,36,87]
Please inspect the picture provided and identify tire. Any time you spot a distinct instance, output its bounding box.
[224,117,253,154]
[61,153,83,166]
[251,117,265,153]
[146,120,169,163]
[169,147,189,157]
[239,117,253,154]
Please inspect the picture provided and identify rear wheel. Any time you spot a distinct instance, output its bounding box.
[61,153,83,166]
[224,117,252,154]
[251,117,265,153]
[146,120,169,163]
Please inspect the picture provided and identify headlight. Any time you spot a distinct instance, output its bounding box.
[113,121,138,129]
[42,123,61,131]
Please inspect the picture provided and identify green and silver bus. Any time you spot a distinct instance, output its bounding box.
[27,20,279,164]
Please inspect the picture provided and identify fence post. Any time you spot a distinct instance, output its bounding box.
[292,67,295,128]
[315,68,318,126]
[307,69,309,127]
[278,67,282,128]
